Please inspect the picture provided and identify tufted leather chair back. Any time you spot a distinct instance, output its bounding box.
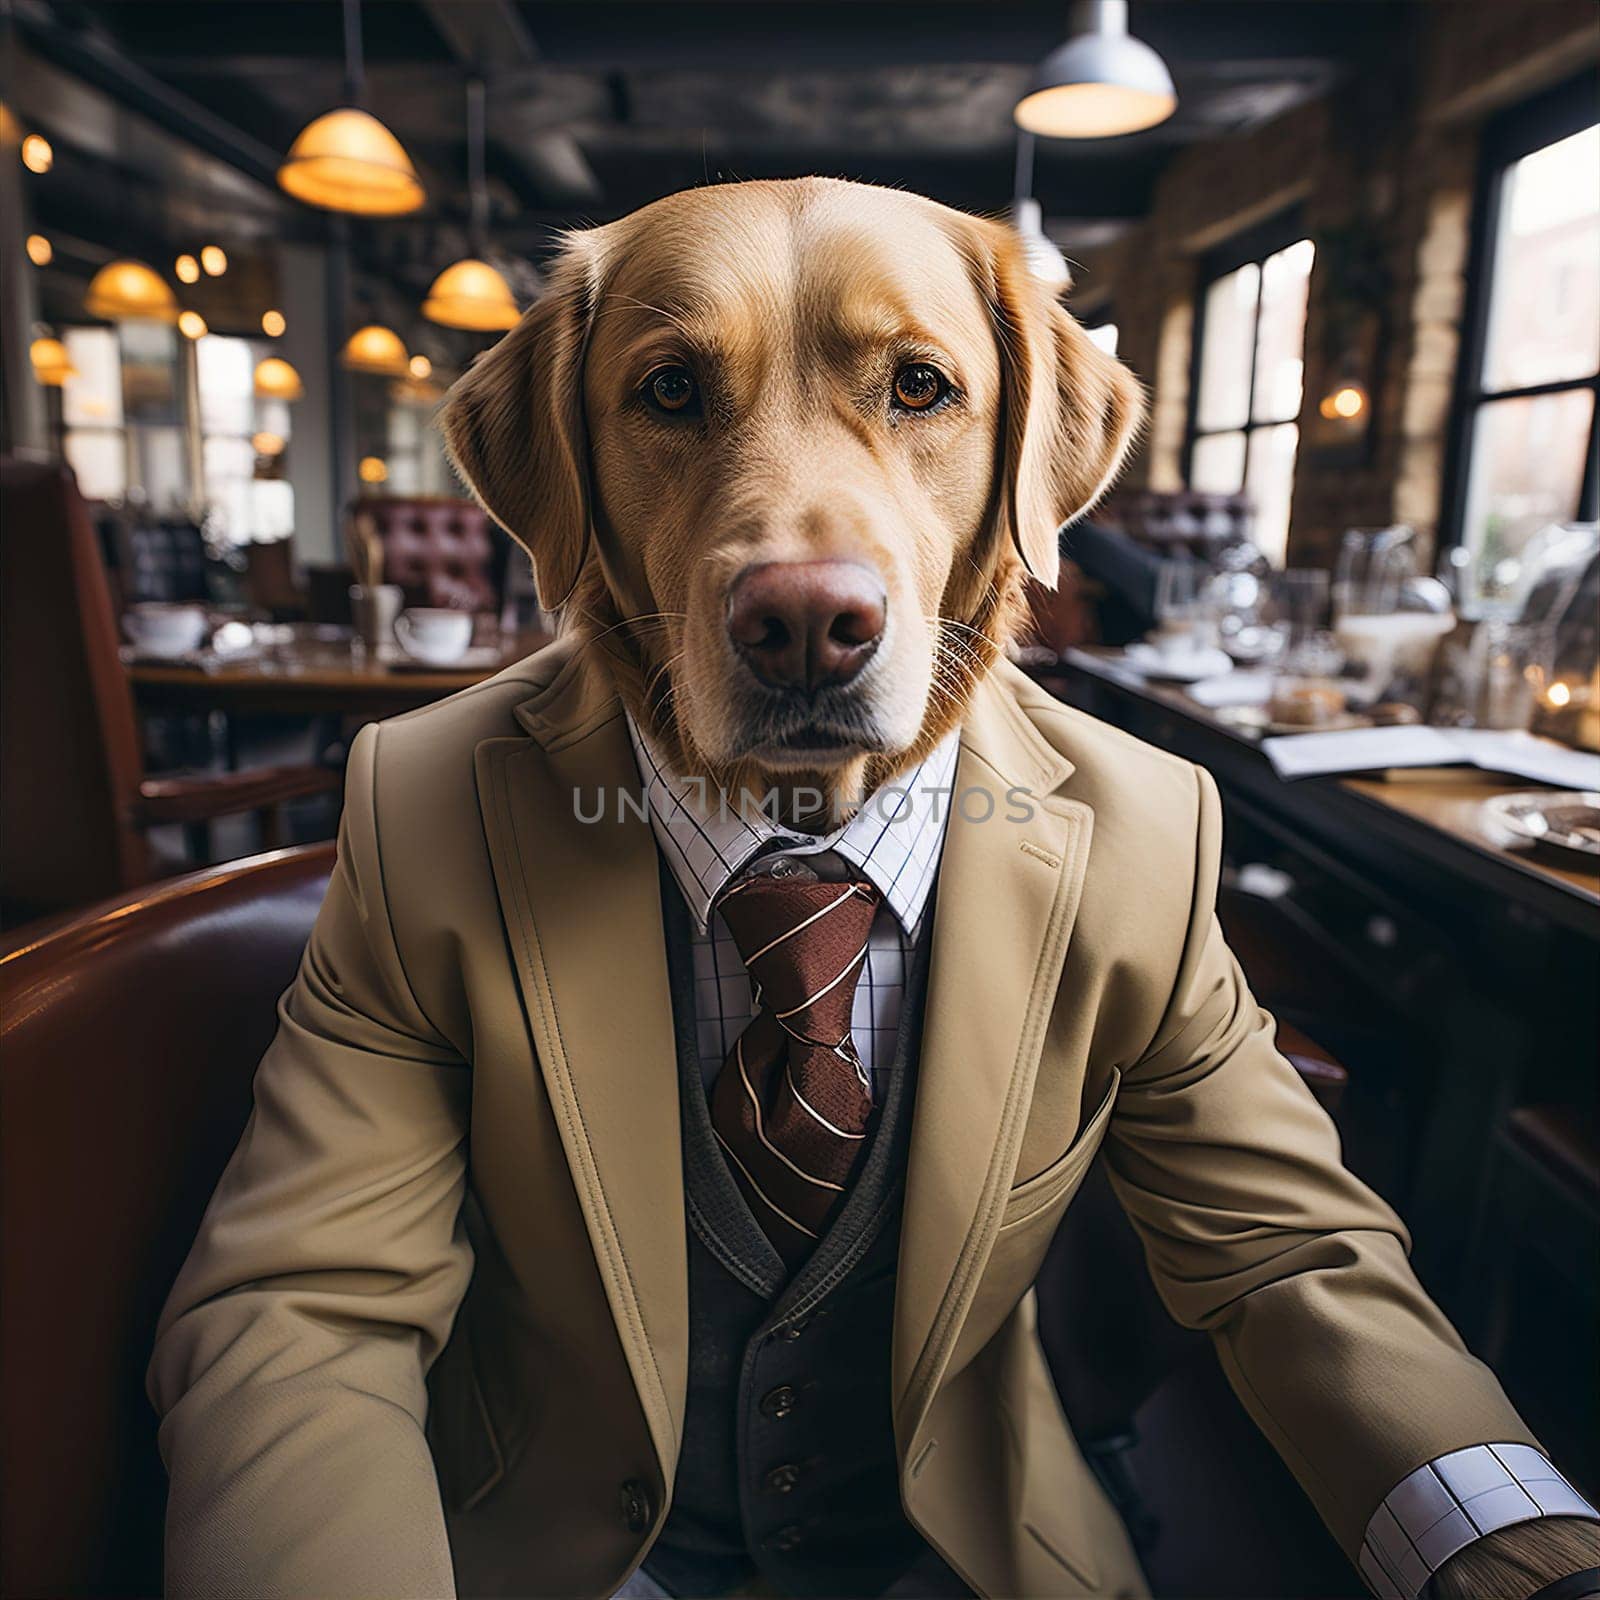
[0,844,336,1599]
[1102,489,1256,560]
[351,496,499,612]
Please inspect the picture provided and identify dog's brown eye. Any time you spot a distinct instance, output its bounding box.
[645,365,698,415]
[892,362,948,412]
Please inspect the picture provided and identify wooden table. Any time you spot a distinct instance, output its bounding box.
[1055,647,1599,929]
[129,627,554,720]
[1036,647,1599,1356]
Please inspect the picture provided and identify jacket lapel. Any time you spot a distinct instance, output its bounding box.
[476,645,689,1485]
[893,669,1094,1445]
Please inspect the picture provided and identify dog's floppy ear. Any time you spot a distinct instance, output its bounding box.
[972,220,1145,590]
[441,235,604,610]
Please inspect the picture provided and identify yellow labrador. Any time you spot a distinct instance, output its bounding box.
[444,176,1142,816]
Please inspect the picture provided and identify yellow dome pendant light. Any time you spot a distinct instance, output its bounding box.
[340,323,411,378]
[254,357,306,401]
[84,259,180,323]
[423,79,520,332]
[30,335,78,387]
[277,0,424,217]
[1015,0,1177,140]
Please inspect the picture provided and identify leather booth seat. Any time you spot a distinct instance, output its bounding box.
[351,495,498,612]
[1101,489,1256,559]
[0,845,335,1599]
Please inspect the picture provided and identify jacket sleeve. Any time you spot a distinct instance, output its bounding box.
[1102,763,1537,1563]
[147,723,472,1599]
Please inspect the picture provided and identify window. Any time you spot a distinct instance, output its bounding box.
[195,335,294,544]
[1447,73,1599,602]
[58,322,188,508]
[60,326,127,501]
[1184,217,1315,562]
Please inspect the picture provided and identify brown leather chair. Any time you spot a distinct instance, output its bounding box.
[349,495,500,612]
[0,844,336,1600]
[0,458,340,925]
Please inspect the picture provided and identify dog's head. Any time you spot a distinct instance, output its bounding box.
[444,177,1141,804]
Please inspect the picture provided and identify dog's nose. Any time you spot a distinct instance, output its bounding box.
[727,561,886,692]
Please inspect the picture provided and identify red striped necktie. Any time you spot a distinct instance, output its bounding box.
[710,868,882,1270]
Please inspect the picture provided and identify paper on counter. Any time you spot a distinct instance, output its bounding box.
[1261,724,1600,790]
[1449,730,1600,790]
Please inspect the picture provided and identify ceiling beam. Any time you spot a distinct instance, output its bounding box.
[10,0,284,188]
[416,0,603,211]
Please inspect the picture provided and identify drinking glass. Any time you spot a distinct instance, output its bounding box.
[1334,526,1418,620]
[1152,558,1216,652]
[1475,619,1557,731]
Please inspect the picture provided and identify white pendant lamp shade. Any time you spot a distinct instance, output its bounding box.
[84,259,179,323]
[1015,0,1177,140]
[423,257,521,331]
[341,323,411,377]
[278,107,425,216]
[1012,198,1073,291]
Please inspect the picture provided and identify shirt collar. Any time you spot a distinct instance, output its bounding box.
[625,714,958,940]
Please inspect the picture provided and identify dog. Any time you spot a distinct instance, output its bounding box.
[443,175,1141,817]
[151,179,1594,1600]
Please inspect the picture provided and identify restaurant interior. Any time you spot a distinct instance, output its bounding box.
[0,2,1597,1596]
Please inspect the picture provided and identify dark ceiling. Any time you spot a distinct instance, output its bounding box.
[13,0,1416,288]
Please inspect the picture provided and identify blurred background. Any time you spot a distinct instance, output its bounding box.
[0,5,1597,1598]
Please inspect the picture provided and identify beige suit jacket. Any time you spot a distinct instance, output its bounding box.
[149,639,1534,1598]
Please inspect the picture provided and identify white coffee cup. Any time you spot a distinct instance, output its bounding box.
[124,602,210,659]
[395,607,474,665]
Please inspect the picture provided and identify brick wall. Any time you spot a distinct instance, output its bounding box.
[1068,0,1599,568]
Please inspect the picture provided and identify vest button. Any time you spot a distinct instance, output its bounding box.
[764,1462,802,1493]
[765,1523,806,1553]
[760,1384,798,1419]
[618,1479,653,1533]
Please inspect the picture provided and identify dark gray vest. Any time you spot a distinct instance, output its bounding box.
[644,873,932,1599]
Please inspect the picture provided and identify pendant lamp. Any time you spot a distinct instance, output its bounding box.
[84,259,179,323]
[424,257,520,331]
[30,336,78,386]
[341,323,411,377]
[1015,0,1177,140]
[1010,136,1072,293]
[254,357,306,401]
[277,0,424,216]
[424,79,520,332]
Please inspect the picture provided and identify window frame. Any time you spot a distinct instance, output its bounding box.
[1440,69,1600,553]
[1182,206,1311,496]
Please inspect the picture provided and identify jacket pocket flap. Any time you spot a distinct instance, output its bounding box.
[1000,1068,1120,1232]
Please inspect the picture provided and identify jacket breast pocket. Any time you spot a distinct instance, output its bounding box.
[999,1068,1121,1234]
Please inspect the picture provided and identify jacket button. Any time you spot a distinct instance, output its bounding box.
[776,1315,809,1341]
[764,1462,802,1493]
[759,1384,798,1419]
[618,1479,653,1533]
[765,1523,806,1553]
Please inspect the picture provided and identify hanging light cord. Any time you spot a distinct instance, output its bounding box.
[1013,130,1036,205]
[468,77,489,252]
[342,0,365,105]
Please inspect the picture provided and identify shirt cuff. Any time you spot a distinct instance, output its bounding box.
[1359,1443,1599,1600]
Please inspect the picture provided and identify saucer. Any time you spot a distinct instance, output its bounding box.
[1123,642,1235,683]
